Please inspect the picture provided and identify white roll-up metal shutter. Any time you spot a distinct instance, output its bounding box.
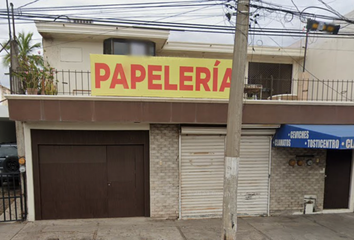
[180,129,271,219]
[238,136,271,216]
[181,135,225,218]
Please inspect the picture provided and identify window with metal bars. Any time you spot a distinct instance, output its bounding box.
[248,62,293,99]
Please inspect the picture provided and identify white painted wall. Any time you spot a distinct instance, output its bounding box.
[0,86,10,106]
[303,37,354,101]
[44,39,103,71]
[43,39,103,95]
[0,105,9,119]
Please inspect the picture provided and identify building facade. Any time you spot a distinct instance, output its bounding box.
[6,21,354,221]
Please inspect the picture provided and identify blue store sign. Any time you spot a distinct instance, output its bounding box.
[273,125,354,149]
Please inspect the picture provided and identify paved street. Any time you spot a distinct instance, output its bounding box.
[1,213,354,240]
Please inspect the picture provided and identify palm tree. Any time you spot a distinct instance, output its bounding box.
[2,31,42,67]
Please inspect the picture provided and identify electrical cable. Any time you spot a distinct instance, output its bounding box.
[0,0,353,49]
[2,13,354,40]
[291,0,301,13]
[0,2,352,29]
[18,0,41,9]
[18,0,219,10]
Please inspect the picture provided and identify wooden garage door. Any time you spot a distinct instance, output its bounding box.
[107,145,145,217]
[32,130,149,220]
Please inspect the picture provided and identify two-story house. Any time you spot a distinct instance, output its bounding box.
[6,20,354,221]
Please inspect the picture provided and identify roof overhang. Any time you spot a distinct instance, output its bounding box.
[6,95,354,125]
[35,21,170,50]
[36,21,303,60]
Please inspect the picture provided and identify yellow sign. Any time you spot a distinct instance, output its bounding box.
[90,54,233,98]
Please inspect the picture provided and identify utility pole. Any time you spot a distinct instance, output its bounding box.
[221,0,250,239]
[10,3,23,94]
[8,2,26,219]
[6,0,12,93]
[9,3,25,158]
[8,2,25,158]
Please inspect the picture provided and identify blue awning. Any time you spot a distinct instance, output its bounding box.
[273,125,354,150]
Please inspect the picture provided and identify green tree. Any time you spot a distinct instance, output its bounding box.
[2,31,42,67]
[3,31,56,95]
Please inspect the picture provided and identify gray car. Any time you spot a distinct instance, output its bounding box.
[0,144,19,186]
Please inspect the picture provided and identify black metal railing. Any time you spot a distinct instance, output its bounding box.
[11,70,354,102]
[0,173,26,222]
[245,77,354,101]
[55,70,91,96]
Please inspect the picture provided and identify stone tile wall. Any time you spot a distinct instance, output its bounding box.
[150,124,179,219]
[270,147,327,215]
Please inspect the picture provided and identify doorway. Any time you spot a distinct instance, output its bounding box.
[324,150,352,209]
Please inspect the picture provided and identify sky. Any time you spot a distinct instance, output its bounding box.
[0,0,354,88]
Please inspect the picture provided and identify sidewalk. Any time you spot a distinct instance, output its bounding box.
[1,213,354,240]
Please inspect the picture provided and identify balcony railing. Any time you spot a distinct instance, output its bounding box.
[55,70,91,96]
[10,70,354,102]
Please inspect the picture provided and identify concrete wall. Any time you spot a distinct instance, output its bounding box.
[43,39,103,94]
[150,124,179,219]
[306,37,354,81]
[43,39,103,71]
[270,147,326,215]
[302,36,354,101]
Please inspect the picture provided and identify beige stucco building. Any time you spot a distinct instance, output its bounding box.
[5,20,354,222]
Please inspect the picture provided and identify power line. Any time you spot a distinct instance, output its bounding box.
[0,0,352,47]
[6,0,353,24]
[317,0,345,19]
[10,2,225,13]
[2,13,354,40]
[18,0,41,9]
[0,0,351,36]
[290,0,301,14]
[17,1,224,10]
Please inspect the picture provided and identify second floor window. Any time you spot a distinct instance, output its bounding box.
[104,39,155,56]
[248,62,293,99]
